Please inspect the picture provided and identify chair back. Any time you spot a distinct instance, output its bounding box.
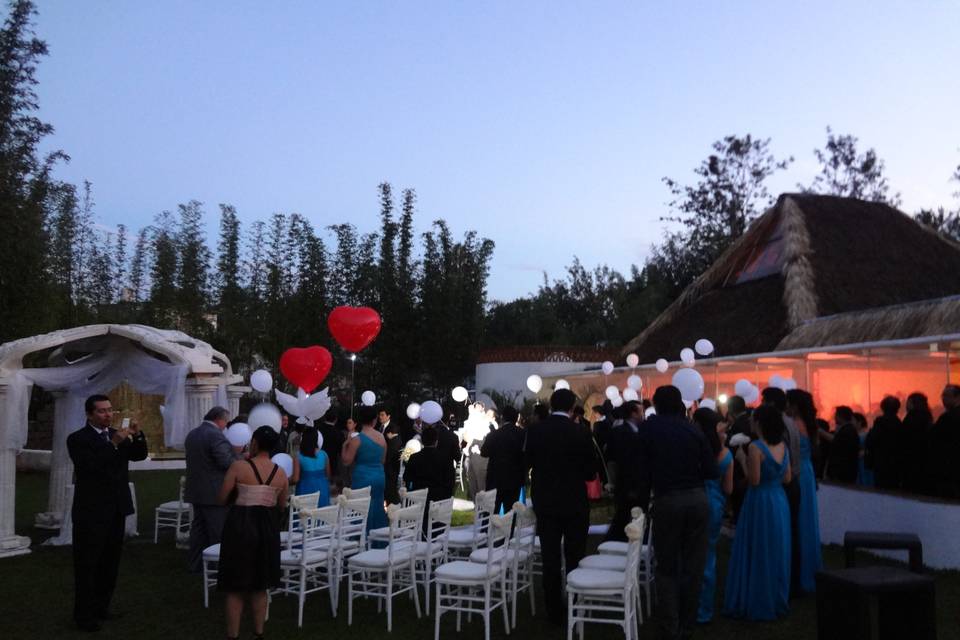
[298,505,340,566]
[473,488,497,535]
[342,486,372,500]
[510,501,537,555]
[287,492,321,536]
[482,511,515,576]
[338,495,371,549]
[425,497,454,555]
[386,504,422,564]
[623,519,644,591]
[399,487,429,510]
[177,475,187,507]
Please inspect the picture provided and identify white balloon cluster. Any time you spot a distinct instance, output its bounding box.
[623,388,639,402]
[768,374,798,391]
[672,368,705,402]
[526,375,543,393]
[734,379,761,405]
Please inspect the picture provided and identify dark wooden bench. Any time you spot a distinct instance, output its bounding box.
[843,531,923,573]
[816,566,936,640]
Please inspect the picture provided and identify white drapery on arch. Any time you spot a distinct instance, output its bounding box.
[3,340,189,450]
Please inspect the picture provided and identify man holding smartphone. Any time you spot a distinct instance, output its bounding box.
[66,394,148,632]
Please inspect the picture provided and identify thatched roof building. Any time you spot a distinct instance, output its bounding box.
[623,194,960,361]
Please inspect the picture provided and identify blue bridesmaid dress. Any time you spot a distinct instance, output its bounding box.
[797,433,822,592]
[857,432,874,486]
[351,432,387,532]
[295,450,331,507]
[698,449,733,622]
[723,441,791,621]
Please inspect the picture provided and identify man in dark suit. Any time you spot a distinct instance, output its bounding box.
[184,406,238,572]
[826,406,860,484]
[604,400,644,542]
[318,407,344,487]
[481,406,525,514]
[404,427,455,503]
[524,388,595,625]
[67,394,148,632]
[432,419,462,492]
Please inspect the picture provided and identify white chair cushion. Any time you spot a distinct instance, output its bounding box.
[566,568,627,591]
[578,554,626,571]
[157,501,189,511]
[435,560,500,582]
[202,543,220,559]
[348,548,413,568]
[280,548,330,566]
[597,540,629,555]
[413,540,445,557]
[469,548,527,564]
[367,525,392,540]
[447,528,486,546]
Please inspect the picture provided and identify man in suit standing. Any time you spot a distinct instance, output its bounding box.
[430,417,462,494]
[481,405,525,514]
[67,394,148,632]
[404,427,456,503]
[604,400,644,542]
[318,407,345,489]
[184,406,238,572]
[524,388,595,625]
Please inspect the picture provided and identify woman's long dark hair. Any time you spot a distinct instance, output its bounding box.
[693,408,722,456]
[299,427,319,458]
[786,388,818,449]
[753,405,785,445]
[905,393,933,423]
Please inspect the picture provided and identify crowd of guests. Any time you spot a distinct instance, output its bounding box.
[818,385,960,498]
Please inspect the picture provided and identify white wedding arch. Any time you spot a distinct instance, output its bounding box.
[0,324,246,558]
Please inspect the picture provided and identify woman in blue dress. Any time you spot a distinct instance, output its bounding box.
[786,389,822,593]
[291,428,331,507]
[693,408,734,623]
[854,413,874,487]
[341,406,388,532]
[724,405,792,621]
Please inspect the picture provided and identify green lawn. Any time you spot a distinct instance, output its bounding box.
[3,470,959,639]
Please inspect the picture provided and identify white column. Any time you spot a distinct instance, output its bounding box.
[0,382,32,558]
[35,390,73,529]
[227,386,246,419]
[185,382,218,433]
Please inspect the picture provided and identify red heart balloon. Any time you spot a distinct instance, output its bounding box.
[327,306,382,353]
[279,346,332,393]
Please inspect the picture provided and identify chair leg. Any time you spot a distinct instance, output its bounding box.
[202,561,209,608]
[484,585,491,640]
[500,578,510,635]
[511,564,518,629]
[387,570,393,632]
[348,570,354,626]
[154,512,159,544]
[566,592,574,640]
[528,562,536,615]
[411,561,422,618]
[434,581,442,640]
[298,570,306,628]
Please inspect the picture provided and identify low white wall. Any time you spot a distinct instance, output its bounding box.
[818,482,960,570]
[15,449,184,472]
[475,361,601,401]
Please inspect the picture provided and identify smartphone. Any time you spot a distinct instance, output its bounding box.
[121,417,131,430]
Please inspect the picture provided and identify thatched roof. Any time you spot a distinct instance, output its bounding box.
[623,194,960,361]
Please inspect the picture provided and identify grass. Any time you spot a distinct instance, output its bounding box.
[3,469,959,639]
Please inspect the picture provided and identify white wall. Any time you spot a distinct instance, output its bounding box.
[475,361,601,401]
[819,482,960,569]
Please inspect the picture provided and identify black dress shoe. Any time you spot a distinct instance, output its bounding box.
[76,620,101,632]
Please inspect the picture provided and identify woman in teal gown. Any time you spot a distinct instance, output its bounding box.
[786,389,823,593]
[724,405,792,621]
[341,406,388,532]
[693,408,734,623]
[292,428,331,507]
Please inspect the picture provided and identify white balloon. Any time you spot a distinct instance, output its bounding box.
[769,374,784,389]
[526,374,543,394]
[734,379,753,397]
[554,379,570,390]
[623,388,639,402]
[601,361,614,375]
[250,369,273,393]
[451,386,469,403]
[406,402,421,420]
[782,378,798,391]
[683,399,693,409]
[225,422,251,447]
[699,398,717,411]
[605,385,620,401]
[248,402,282,433]
[611,396,624,408]
[627,374,642,390]
[361,390,376,406]
[644,406,656,418]
[420,400,443,425]
[271,453,293,477]
[680,348,696,366]
[626,353,639,369]
[695,339,714,356]
[655,358,669,373]
[672,367,705,402]
[744,385,760,405]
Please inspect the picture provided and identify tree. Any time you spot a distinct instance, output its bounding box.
[0,0,65,342]
[147,211,178,327]
[915,207,960,242]
[660,134,792,292]
[175,200,211,333]
[803,126,901,206]
[113,223,127,302]
[128,227,149,303]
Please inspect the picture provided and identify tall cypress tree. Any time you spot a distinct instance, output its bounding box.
[175,200,211,334]
[147,211,178,328]
[128,227,149,304]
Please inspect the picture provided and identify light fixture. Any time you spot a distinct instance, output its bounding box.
[718,394,729,404]
[350,354,357,361]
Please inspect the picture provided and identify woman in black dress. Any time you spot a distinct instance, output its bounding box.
[217,426,289,640]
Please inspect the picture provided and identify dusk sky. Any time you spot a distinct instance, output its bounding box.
[31,1,960,301]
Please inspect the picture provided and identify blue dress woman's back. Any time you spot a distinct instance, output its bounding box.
[351,432,387,531]
[698,449,733,622]
[723,440,791,620]
[296,450,330,507]
[797,433,822,592]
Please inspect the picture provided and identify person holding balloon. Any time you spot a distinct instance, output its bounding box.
[341,405,388,532]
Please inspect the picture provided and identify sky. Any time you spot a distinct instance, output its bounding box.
[29,1,960,302]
